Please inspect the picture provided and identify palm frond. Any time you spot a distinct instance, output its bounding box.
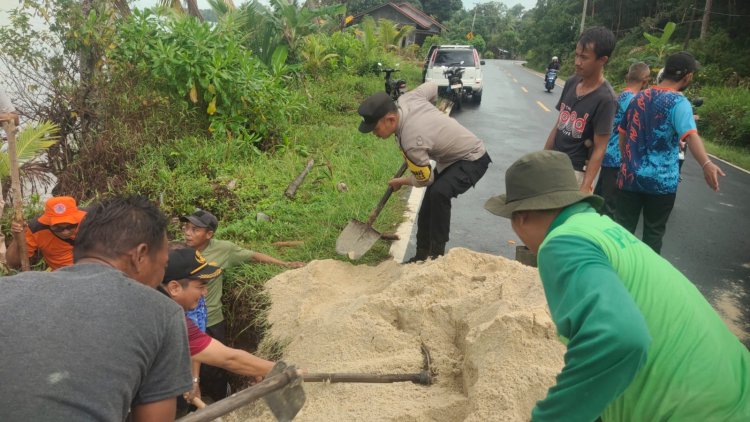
[1,121,59,178]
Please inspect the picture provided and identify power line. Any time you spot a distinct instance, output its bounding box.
[692,7,750,17]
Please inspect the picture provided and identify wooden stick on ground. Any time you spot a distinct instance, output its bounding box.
[2,120,29,271]
[284,159,314,199]
[380,233,400,241]
[271,240,304,248]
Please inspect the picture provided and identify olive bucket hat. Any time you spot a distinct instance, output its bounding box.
[484,150,603,218]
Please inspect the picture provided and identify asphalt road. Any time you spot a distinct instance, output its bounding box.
[402,59,750,346]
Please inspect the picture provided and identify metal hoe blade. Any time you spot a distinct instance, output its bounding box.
[175,361,305,422]
[335,219,382,260]
[264,361,306,422]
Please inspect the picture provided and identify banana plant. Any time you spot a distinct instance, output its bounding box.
[376,18,414,51]
[263,0,345,59]
[643,21,677,62]
[301,35,339,78]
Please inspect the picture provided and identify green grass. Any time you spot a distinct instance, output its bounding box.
[704,140,750,171]
[123,65,422,358]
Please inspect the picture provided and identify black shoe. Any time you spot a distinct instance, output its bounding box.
[404,248,429,264]
[429,242,446,259]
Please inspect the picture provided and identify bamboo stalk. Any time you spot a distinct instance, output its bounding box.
[3,120,30,271]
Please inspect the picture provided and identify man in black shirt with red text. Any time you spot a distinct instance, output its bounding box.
[544,27,617,193]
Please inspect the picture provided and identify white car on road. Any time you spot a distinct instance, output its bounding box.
[423,45,485,104]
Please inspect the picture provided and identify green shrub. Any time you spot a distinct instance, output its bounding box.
[691,30,750,80]
[420,35,446,57]
[483,51,495,59]
[110,10,301,145]
[698,86,750,148]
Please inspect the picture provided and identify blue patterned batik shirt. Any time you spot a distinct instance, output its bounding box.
[617,87,697,194]
[602,88,636,168]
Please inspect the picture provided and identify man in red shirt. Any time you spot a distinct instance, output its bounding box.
[7,196,87,270]
[160,248,274,405]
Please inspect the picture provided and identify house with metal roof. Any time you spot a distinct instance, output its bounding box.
[349,2,447,46]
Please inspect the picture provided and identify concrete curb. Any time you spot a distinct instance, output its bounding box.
[389,186,425,263]
[708,154,750,175]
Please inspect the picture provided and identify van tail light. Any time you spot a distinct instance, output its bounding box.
[429,49,438,68]
[473,50,480,68]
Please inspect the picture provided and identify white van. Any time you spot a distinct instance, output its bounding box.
[424,45,485,104]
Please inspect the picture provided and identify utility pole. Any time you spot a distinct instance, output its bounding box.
[580,0,588,34]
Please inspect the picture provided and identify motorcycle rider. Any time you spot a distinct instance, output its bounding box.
[547,56,561,71]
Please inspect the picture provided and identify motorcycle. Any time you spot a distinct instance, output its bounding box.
[443,62,466,111]
[545,69,558,92]
[378,63,407,101]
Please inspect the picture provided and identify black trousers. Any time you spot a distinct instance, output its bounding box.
[593,166,619,218]
[614,189,676,254]
[416,153,491,254]
[200,321,230,401]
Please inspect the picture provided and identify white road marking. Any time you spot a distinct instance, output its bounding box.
[536,101,551,112]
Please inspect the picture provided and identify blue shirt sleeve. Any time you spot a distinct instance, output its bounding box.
[670,96,697,140]
[618,99,635,134]
[532,235,651,422]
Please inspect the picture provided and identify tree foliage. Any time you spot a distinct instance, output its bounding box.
[422,0,463,22]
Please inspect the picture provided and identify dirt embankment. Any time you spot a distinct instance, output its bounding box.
[229,248,565,421]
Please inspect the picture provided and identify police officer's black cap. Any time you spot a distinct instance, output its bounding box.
[664,52,700,79]
[357,92,394,133]
[179,209,218,232]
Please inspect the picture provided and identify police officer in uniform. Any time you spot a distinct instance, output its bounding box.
[357,83,491,262]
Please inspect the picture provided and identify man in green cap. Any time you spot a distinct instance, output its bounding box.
[484,150,749,421]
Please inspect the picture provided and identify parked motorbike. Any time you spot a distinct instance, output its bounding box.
[443,62,466,111]
[378,63,407,101]
[545,69,558,92]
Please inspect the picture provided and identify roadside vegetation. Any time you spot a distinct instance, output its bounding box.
[0,0,423,360]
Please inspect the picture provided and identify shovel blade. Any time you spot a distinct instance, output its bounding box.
[335,219,382,260]
[264,362,306,422]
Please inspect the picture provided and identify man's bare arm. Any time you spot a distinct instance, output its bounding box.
[131,398,177,422]
[685,132,725,191]
[193,339,274,378]
[581,133,608,192]
[543,124,557,150]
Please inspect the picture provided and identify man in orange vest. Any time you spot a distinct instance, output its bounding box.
[7,196,87,270]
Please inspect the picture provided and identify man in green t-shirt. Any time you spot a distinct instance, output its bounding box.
[484,150,749,421]
[180,209,304,401]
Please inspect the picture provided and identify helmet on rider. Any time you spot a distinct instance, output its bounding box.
[552,56,559,62]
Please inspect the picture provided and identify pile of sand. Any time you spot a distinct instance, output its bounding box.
[229,248,565,421]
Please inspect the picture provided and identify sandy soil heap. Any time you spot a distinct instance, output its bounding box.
[229,248,565,421]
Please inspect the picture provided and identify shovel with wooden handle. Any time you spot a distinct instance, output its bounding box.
[177,362,305,422]
[305,342,434,385]
[336,162,408,260]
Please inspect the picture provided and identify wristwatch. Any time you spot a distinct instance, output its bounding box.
[192,377,200,383]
